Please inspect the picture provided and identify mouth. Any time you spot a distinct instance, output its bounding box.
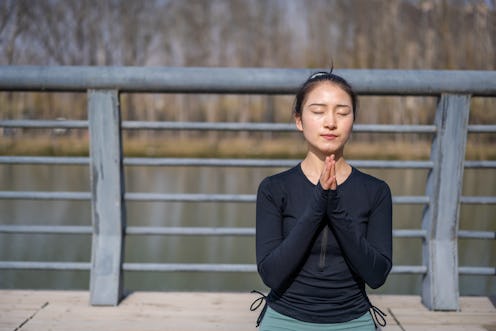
[321,134,338,140]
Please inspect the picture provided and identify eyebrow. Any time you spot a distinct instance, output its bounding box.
[307,103,328,108]
[307,103,351,109]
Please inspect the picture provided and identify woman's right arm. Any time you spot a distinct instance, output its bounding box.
[256,177,328,292]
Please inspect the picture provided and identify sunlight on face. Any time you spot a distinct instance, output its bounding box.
[296,82,354,157]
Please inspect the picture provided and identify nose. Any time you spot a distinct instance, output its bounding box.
[324,112,337,129]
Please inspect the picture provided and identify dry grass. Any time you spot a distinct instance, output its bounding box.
[1,134,494,160]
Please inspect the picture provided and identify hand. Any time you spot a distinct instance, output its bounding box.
[319,154,337,190]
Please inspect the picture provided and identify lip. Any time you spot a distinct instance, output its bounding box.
[321,134,337,140]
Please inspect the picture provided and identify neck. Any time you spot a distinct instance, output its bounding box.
[301,150,351,185]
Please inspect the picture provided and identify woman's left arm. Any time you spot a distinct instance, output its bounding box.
[327,183,392,289]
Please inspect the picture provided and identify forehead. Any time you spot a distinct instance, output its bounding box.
[304,81,352,105]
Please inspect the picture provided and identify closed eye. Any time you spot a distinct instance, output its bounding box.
[311,110,324,115]
[336,105,351,116]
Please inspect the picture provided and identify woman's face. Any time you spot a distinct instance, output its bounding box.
[295,81,354,157]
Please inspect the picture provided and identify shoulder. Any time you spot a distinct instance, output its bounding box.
[352,167,389,188]
[257,165,300,198]
[259,165,300,189]
[351,168,391,202]
[256,166,301,212]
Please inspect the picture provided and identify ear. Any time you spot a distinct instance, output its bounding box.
[295,114,303,132]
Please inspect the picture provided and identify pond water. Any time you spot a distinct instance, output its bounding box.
[0,164,494,295]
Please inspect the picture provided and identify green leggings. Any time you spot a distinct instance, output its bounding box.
[260,306,375,331]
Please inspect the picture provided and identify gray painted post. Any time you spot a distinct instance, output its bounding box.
[421,94,471,311]
[88,89,126,306]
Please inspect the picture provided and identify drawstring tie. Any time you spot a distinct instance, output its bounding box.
[250,289,386,329]
[370,305,387,328]
[250,290,268,327]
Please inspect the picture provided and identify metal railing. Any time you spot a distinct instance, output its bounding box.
[0,67,495,310]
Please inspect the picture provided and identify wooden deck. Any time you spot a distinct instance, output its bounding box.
[0,290,495,331]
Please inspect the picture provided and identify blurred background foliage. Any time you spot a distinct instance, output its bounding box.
[0,0,495,158]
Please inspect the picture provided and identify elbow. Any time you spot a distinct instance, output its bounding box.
[365,260,392,289]
[257,263,287,292]
[367,277,387,289]
[257,264,277,289]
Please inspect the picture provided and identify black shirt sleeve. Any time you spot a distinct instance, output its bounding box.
[326,182,393,289]
[255,177,329,292]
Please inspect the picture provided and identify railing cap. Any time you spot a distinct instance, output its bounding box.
[1,66,496,95]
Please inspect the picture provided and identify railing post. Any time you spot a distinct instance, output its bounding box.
[87,89,126,305]
[421,94,471,310]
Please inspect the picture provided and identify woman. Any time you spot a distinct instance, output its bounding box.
[254,71,392,330]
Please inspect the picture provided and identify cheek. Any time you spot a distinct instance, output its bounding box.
[341,117,354,132]
[300,112,321,129]
[301,119,321,135]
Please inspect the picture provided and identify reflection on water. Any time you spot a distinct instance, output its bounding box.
[0,165,494,295]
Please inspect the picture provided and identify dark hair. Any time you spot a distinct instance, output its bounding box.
[293,70,358,120]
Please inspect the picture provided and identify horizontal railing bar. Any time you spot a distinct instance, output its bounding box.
[123,263,429,274]
[458,267,496,275]
[125,193,255,202]
[125,158,297,168]
[0,156,89,165]
[353,124,436,133]
[122,122,437,133]
[0,261,90,270]
[1,156,495,169]
[1,67,496,95]
[126,226,255,236]
[123,263,257,272]
[1,260,490,275]
[125,158,434,169]
[5,121,495,134]
[458,230,496,239]
[0,120,439,133]
[3,226,492,240]
[0,156,436,169]
[0,191,429,204]
[0,191,91,200]
[464,161,496,168]
[122,121,294,131]
[392,229,427,238]
[0,225,429,239]
[127,227,430,238]
[126,193,429,204]
[350,160,433,169]
[0,225,91,234]
[460,196,496,204]
[391,265,427,274]
[0,120,88,128]
[467,125,496,133]
[393,196,430,204]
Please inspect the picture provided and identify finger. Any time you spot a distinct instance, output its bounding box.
[330,155,336,178]
[320,156,332,189]
[329,155,337,190]
[330,175,337,190]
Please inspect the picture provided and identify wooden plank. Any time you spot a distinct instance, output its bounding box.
[1,291,494,331]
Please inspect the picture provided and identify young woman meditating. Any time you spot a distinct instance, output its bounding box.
[254,71,392,331]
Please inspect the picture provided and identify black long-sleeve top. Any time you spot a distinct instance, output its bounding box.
[255,164,392,323]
